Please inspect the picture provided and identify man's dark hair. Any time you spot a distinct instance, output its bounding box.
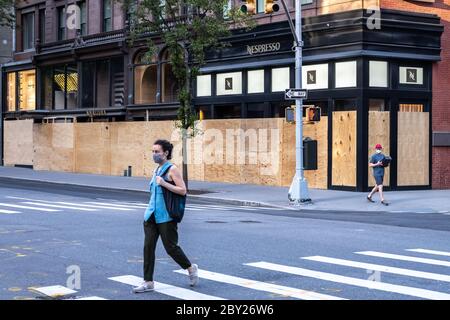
[154,139,174,160]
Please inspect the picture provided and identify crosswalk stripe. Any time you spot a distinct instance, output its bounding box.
[55,202,136,211]
[29,285,77,298]
[108,275,225,300]
[0,209,19,214]
[86,202,147,209]
[246,261,450,300]
[21,202,97,212]
[6,196,138,211]
[302,256,450,282]
[0,203,60,212]
[355,251,450,267]
[71,296,108,300]
[188,205,258,211]
[185,208,203,211]
[173,269,345,300]
[406,249,450,257]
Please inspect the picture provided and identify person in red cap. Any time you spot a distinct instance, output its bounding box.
[367,144,389,205]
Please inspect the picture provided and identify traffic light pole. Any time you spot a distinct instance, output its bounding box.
[281,0,311,203]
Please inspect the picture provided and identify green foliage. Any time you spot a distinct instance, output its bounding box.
[0,0,15,27]
[119,0,254,132]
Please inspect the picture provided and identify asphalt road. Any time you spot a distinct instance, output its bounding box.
[0,181,449,301]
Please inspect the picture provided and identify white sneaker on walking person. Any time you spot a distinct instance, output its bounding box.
[188,264,199,287]
[132,281,154,293]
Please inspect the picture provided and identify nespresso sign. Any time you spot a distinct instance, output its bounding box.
[247,42,281,55]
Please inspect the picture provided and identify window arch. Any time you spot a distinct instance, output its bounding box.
[134,51,158,105]
[160,49,180,103]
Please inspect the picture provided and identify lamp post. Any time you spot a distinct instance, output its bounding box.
[280,0,311,204]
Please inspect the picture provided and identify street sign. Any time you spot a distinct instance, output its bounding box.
[285,88,308,100]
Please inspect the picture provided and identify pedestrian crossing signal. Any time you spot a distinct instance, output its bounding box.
[306,106,321,122]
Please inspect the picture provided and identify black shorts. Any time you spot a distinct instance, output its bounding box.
[374,175,384,186]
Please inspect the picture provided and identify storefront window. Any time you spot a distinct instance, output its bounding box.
[215,104,241,119]
[41,68,53,110]
[54,67,65,109]
[196,75,211,97]
[271,67,290,92]
[82,62,95,108]
[96,60,110,108]
[6,73,16,112]
[247,70,264,94]
[18,70,36,110]
[217,72,242,95]
[302,64,328,90]
[369,61,388,87]
[369,99,388,111]
[134,53,157,104]
[335,61,357,88]
[161,50,179,103]
[66,65,79,109]
[399,67,423,85]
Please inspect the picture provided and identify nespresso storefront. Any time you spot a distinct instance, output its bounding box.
[192,9,443,191]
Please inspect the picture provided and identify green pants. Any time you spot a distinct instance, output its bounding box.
[143,220,191,281]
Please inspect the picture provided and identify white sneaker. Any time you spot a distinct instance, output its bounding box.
[132,281,154,293]
[189,264,199,287]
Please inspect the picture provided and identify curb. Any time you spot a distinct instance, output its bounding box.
[0,176,446,215]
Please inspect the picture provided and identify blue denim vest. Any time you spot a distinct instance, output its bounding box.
[144,161,173,224]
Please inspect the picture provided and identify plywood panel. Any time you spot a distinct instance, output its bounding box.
[368,111,390,187]
[281,117,328,189]
[397,112,429,186]
[3,120,34,166]
[332,111,357,187]
[34,123,75,172]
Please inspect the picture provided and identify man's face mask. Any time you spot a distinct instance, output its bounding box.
[376,149,382,154]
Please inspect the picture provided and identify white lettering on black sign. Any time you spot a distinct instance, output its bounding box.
[247,42,281,55]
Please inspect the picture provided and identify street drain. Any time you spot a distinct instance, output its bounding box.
[205,221,227,224]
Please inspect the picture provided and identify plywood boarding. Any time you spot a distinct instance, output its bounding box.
[201,118,283,185]
[280,117,328,189]
[368,111,390,187]
[3,119,34,166]
[34,123,75,172]
[74,123,111,175]
[397,112,429,186]
[332,111,357,187]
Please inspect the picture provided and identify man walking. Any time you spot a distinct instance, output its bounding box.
[367,144,389,206]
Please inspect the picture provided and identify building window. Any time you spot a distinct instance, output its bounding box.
[80,58,124,109]
[134,52,158,105]
[257,0,265,13]
[302,64,328,89]
[369,99,388,112]
[57,7,66,41]
[369,61,388,87]
[41,68,53,111]
[79,1,87,35]
[161,50,179,103]
[335,61,357,88]
[103,0,112,32]
[271,67,290,92]
[46,65,78,110]
[6,73,16,112]
[215,104,241,119]
[39,9,46,44]
[196,75,212,97]
[399,67,423,85]
[247,69,264,94]
[18,70,36,110]
[22,12,35,50]
[217,72,242,95]
[399,103,424,112]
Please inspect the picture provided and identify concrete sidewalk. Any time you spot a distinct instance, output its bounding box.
[0,166,449,214]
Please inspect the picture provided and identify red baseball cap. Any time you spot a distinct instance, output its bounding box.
[375,144,383,149]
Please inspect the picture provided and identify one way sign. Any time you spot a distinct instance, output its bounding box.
[285,89,308,100]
